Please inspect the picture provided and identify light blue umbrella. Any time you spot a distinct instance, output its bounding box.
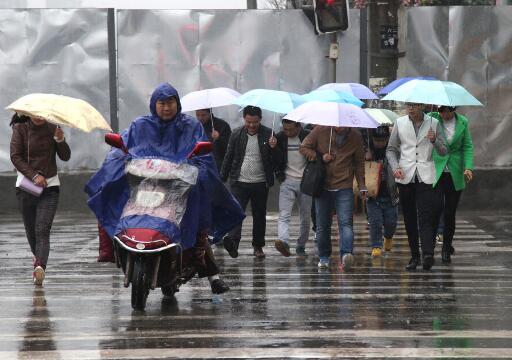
[377,76,436,96]
[381,79,483,106]
[232,89,305,114]
[302,90,364,107]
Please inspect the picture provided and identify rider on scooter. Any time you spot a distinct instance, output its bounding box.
[86,83,244,294]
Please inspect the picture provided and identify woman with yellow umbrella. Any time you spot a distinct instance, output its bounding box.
[9,113,71,286]
[7,93,111,286]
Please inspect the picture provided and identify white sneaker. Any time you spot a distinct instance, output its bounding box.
[317,258,329,269]
[341,254,354,272]
[33,266,45,286]
[436,234,443,246]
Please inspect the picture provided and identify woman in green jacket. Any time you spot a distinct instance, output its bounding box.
[431,106,474,264]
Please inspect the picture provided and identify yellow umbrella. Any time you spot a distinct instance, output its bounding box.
[364,108,399,126]
[6,93,112,132]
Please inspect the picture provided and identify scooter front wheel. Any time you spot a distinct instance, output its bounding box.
[131,257,150,311]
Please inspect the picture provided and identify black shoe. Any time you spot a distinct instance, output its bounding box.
[405,257,421,271]
[211,279,230,294]
[441,248,451,263]
[223,237,239,258]
[423,254,434,270]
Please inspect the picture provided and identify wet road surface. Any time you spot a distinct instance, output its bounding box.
[0,211,511,359]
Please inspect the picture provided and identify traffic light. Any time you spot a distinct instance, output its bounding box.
[310,0,350,34]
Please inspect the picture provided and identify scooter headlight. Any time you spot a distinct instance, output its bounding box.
[135,191,166,208]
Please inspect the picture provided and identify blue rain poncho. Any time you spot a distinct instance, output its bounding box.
[85,83,244,249]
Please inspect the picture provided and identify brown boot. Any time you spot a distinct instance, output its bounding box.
[253,247,265,258]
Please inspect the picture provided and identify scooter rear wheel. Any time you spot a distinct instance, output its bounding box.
[131,257,149,311]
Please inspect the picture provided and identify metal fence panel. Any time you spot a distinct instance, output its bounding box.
[117,9,360,131]
[0,8,110,172]
[406,6,512,168]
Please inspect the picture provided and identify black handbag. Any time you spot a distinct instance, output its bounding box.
[300,153,325,196]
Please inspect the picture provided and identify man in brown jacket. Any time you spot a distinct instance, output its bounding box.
[300,126,366,271]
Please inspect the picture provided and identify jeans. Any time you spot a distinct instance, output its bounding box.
[16,187,60,269]
[278,177,312,248]
[315,188,354,259]
[397,181,442,258]
[226,181,269,248]
[366,196,398,248]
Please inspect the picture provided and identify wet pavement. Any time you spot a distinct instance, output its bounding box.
[0,210,511,359]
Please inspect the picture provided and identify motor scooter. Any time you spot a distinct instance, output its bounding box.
[105,133,213,310]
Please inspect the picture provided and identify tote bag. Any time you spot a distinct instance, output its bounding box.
[353,161,382,198]
[300,153,326,197]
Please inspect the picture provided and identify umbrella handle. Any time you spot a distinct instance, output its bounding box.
[271,113,275,137]
[328,127,332,155]
[210,110,214,132]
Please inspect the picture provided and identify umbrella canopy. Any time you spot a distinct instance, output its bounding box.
[301,90,364,107]
[233,89,305,114]
[364,108,399,125]
[381,79,483,106]
[6,93,111,132]
[377,76,436,95]
[181,87,241,112]
[316,83,378,100]
[284,101,380,129]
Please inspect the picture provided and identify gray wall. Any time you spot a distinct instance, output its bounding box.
[401,6,512,169]
[0,8,361,211]
[116,9,361,131]
[0,9,111,173]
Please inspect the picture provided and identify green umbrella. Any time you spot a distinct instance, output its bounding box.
[381,80,483,106]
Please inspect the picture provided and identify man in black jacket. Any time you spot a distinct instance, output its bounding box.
[220,106,276,258]
[273,119,312,257]
[195,109,231,172]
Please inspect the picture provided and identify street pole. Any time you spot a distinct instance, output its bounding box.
[328,32,339,83]
[247,0,257,9]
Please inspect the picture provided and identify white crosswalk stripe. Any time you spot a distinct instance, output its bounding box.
[0,211,511,359]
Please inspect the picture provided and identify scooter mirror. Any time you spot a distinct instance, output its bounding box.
[105,133,128,154]
[187,141,213,159]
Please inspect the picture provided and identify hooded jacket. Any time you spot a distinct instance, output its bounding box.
[85,83,244,249]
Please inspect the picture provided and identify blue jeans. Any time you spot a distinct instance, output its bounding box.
[366,196,398,248]
[315,188,354,259]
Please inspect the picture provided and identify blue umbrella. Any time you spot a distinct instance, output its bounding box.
[301,90,364,107]
[381,79,483,107]
[378,76,437,96]
[232,89,305,114]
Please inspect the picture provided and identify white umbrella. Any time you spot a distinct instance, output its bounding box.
[285,101,380,128]
[181,87,241,132]
[181,87,241,112]
[284,101,380,154]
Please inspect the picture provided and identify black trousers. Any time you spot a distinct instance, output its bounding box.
[16,187,60,269]
[435,172,462,249]
[226,181,269,248]
[397,181,442,258]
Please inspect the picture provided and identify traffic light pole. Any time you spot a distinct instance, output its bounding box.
[328,32,339,83]
[247,0,257,9]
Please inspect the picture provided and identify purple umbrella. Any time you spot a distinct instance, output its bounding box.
[378,76,437,96]
[316,83,378,100]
